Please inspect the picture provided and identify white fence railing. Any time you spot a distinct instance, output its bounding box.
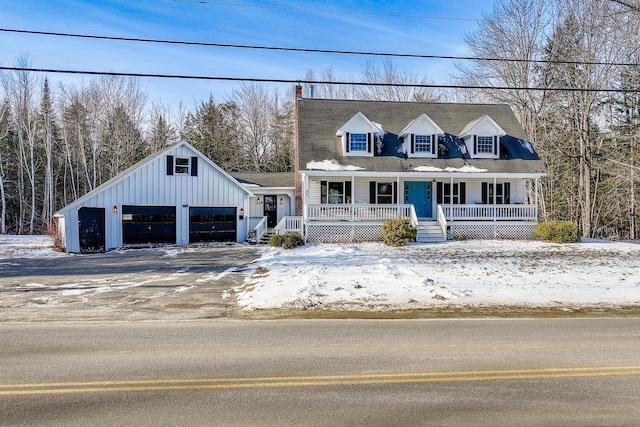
[440,204,537,221]
[274,216,303,235]
[247,216,268,242]
[305,204,413,222]
[437,205,448,236]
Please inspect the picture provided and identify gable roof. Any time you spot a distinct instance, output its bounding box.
[56,141,252,215]
[336,111,382,136]
[459,114,506,138]
[297,98,544,175]
[399,112,444,136]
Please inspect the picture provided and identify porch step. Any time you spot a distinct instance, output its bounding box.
[415,221,446,243]
[258,231,273,245]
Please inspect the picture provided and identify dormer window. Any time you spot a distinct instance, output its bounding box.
[349,133,368,152]
[476,136,494,154]
[414,135,433,153]
[399,114,442,159]
[337,112,380,157]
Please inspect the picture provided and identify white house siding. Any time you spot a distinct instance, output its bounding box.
[306,175,528,208]
[56,142,251,253]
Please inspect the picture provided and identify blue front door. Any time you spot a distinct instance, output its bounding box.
[405,182,432,218]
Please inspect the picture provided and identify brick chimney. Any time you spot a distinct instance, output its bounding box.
[294,84,303,216]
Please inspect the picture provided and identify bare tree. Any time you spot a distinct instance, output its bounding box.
[455,0,551,138]
[2,55,40,233]
[357,59,441,102]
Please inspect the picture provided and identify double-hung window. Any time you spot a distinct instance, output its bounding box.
[414,135,431,153]
[436,182,466,205]
[482,182,511,204]
[377,183,394,204]
[349,133,367,152]
[175,157,190,174]
[166,155,198,176]
[321,181,352,204]
[476,136,494,154]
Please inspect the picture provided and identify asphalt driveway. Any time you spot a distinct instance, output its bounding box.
[0,244,262,322]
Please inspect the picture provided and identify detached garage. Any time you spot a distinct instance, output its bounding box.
[55,141,252,253]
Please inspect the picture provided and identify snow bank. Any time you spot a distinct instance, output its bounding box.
[237,240,640,310]
[0,235,67,258]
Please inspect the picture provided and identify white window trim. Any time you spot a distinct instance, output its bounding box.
[476,136,493,154]
[174,157,190,175]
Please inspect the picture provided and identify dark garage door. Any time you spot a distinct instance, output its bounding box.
[189,207,237,243]
[78,207,106,253]
[122,205,176,245]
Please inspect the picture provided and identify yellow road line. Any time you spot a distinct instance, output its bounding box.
[1,366,639,396]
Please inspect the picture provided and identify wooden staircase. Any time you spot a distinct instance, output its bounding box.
[416,221,446,243]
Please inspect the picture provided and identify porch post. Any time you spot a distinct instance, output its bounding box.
[534,178,539,220]
[397,176,401,218]
[351,175,355,205]
[352,175,356,221]
[493,177,497,221]
[303,174,308,221]
[450,176,453,205]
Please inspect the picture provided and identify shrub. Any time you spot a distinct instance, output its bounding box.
[532,220,579,243]
[269,232,304,249]
[381,219,417,247]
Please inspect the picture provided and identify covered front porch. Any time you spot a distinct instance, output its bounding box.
[264,172,543,243]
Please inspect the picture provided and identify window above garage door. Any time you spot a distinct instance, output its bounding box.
[166,155,198,177]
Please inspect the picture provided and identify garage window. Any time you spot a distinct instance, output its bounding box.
[166,155,198,176]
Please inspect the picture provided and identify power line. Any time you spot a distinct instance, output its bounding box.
[166,0,481,22]
[2,66,639,93]
[3,28,640,68]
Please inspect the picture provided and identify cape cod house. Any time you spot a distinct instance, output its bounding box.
[273,87,545,243]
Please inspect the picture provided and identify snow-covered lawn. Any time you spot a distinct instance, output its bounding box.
[0,235,66,258]
[238,239,640,311]
[2,235,640,313]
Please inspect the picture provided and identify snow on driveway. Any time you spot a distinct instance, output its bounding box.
[237,239,640,310]
[2,235,640,313]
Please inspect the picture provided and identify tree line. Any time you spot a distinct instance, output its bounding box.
[0,59,294,234]
[1,0,640,239]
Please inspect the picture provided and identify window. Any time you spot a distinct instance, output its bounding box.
[166,155,198,176]
[321,181,352,204]
[175,157,189,174]
[414,135,431,153]
[436,182,466,205]
[477,136,494,154]
[350,133,367,152]
[482,182,511,204]
[377,182,394,204]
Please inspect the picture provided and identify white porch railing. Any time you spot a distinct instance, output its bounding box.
[274,216,303,235]
[305,204,412,222]
[247,216,268,242]
[437,205,448,236]
[440,204,537,221]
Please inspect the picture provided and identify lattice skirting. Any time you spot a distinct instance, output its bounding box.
[447,223,535,240]
[306,224,383,243]
[304,223,536,243]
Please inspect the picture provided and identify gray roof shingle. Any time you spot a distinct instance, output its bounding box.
[297,98,545,174]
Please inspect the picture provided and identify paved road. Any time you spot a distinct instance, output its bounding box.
[1,318,639,426]
[0,245,262,321]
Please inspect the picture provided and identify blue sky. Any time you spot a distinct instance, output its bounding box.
[1,0,494,108]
